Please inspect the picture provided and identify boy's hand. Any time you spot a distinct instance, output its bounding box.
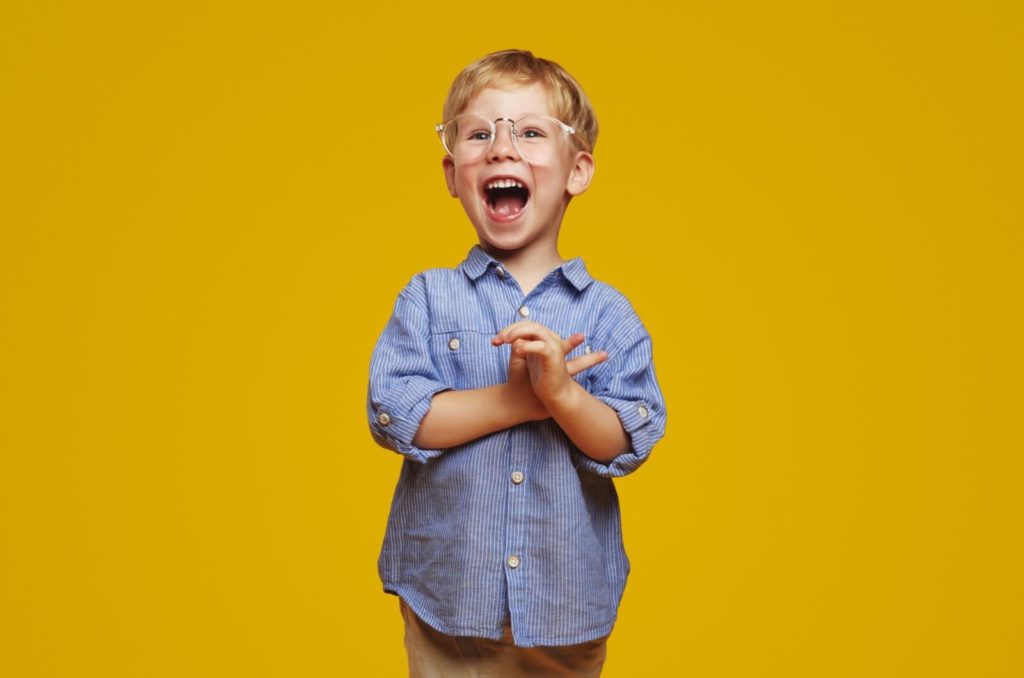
[493,321,608,412]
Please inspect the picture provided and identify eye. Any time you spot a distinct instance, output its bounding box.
[467,129,492,142]
[519,127,545,139]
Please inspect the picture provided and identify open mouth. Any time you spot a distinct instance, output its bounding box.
[483,178,530,219]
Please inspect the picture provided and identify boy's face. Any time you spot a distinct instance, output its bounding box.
[443,83,594,258]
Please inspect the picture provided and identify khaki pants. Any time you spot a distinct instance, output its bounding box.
[400,599,608,677]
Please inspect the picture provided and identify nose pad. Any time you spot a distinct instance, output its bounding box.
[488,118,521,160]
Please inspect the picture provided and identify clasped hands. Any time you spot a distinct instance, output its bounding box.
[491,320,608,421]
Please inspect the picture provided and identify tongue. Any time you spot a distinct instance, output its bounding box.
[493,194,526,217]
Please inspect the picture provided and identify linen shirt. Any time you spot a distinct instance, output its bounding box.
[367,245,667,647]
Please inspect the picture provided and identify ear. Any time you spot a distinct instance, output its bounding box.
[566,151,595,197]
[442,156,458,198]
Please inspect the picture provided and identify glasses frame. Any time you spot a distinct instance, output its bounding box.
[435,114,589,162]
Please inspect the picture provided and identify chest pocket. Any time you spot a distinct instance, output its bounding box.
[426,293,508,390]
[431,329,506,390]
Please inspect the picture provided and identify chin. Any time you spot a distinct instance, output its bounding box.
[476,231,531,254]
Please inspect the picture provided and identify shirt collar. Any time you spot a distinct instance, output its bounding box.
[460,245,495,281]
[559,256,594,292]
[459,245,594,292]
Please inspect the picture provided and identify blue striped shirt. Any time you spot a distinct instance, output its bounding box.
[367,245,667,647]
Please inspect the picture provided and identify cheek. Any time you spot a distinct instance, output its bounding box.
[530,159,569,184]
[456,179,479,206]
[531,173,568,205]
[453,167,478,194]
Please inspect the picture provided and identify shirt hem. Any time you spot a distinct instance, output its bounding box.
[384,584,504,641]
[383,583,617,648]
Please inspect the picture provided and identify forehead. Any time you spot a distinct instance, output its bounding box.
[460,82,556,120]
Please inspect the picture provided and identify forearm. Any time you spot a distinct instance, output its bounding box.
[546,382,630,463]
[412,384,546,450]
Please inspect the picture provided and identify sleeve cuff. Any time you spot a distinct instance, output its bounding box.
[574,395,662,478]
[370,376,451,463]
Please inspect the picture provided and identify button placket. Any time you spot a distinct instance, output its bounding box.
[504,427,528,592]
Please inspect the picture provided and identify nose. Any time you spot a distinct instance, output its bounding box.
[488,118,520,161]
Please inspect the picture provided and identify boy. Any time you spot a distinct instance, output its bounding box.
[367,49,667,676]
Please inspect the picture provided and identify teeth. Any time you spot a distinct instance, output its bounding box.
[486,178,525,190]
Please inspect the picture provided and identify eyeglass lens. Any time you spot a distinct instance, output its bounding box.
[440,115,569,164]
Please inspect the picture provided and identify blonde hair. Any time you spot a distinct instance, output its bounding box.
[442,49,599,153]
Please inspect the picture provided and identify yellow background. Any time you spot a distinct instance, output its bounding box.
[2,2,1021,676]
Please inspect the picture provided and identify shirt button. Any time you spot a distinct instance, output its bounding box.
[377,412,391,426]
[507,555,521,569]
[496,266,506,278]
[511,471,525,484]
[637,405,649,418]
[448,337,461,351]
[518,305,530,318]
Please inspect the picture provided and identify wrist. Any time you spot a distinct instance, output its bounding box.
[500,382,549,422]
[541,379,584,418]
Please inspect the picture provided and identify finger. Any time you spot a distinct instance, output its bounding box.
[492,320,538,345]
[511,339,557,359]
[493,321,557,346]
[566,350,608,376]
[561,332,585,354]
[508,338,529,359]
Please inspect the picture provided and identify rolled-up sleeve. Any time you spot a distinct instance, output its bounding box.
[576,330,667,478]
[367,277,451,463]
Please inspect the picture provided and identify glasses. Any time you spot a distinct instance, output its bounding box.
[436,114,586,164]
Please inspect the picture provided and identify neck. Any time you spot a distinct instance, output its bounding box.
[481,243,564,296]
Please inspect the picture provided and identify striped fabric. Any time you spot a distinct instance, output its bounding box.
[367,245,667,647]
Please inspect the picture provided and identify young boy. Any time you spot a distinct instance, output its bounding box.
[367,49,667,676]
